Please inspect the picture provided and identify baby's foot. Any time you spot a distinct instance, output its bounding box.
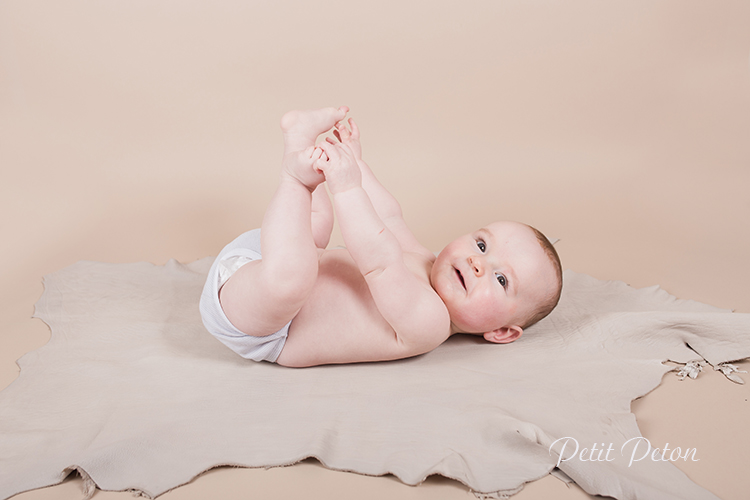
[280,106,349,155]
[333,117,362,160]
[283,145,327,190]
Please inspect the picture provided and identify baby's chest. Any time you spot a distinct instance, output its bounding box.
[309,248,431,314]
[277,250,434,365]
[280,267,393,365]
[301,252,386,324]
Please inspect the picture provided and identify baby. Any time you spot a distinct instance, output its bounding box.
[200,107,562,367]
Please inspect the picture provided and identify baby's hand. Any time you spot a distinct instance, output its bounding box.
[333,118,362,160]
[315,140,362,195]
[283,145,327,190]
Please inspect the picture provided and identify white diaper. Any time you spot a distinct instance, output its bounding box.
[199,229,289,362]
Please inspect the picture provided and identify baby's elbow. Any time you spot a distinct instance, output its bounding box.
[362,253,403,281]
[394,317,449,354]
[395,330,444,356]
[363,266,386,280]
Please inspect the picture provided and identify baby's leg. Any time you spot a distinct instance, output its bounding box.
[219,108,345,337]
[311,184,333,249]
[281,106,348,155]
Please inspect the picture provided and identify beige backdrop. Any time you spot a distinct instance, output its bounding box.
[1,1,748,499]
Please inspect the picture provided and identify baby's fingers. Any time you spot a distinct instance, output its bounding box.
[316,140,339,162]
[312,146,330,174]
[334,120,352,142]
[311,146,327,162]
[347,118,360,140]
[336,141,355,159]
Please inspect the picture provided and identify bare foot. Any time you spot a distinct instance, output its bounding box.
[280,106,349,155]
[282,145,328,191]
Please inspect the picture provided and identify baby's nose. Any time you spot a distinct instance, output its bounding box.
[468,256,484,276]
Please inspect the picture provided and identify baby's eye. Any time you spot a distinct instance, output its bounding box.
[496,273,507,288]
[476,240,486,252]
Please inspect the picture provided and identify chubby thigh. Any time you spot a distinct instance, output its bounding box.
[199,229,291,362]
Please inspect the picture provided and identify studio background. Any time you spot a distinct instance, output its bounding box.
[1,1,748,499]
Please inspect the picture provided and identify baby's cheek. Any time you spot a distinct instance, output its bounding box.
[474,305,501,326]
[456,302,499,332]
[474,293,515,328]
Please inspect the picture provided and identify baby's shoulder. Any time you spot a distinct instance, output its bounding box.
[403,249,436,279]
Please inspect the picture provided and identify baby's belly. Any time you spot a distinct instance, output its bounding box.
[275,249,398,367]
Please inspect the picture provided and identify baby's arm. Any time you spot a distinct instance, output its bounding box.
[333,119,432,259]
[315,142,449,354]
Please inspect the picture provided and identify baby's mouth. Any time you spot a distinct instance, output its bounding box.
[455,268,466,290]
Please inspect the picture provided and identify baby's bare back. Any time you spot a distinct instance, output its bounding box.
[276,248,449,367]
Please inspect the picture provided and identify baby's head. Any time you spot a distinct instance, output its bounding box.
[430,221,562,343]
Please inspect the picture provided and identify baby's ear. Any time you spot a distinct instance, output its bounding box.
[483,326,522,344]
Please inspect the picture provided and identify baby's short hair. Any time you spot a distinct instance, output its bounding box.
[520,225,562,330]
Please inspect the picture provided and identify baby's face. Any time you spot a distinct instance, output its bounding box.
[430,221,556,339]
